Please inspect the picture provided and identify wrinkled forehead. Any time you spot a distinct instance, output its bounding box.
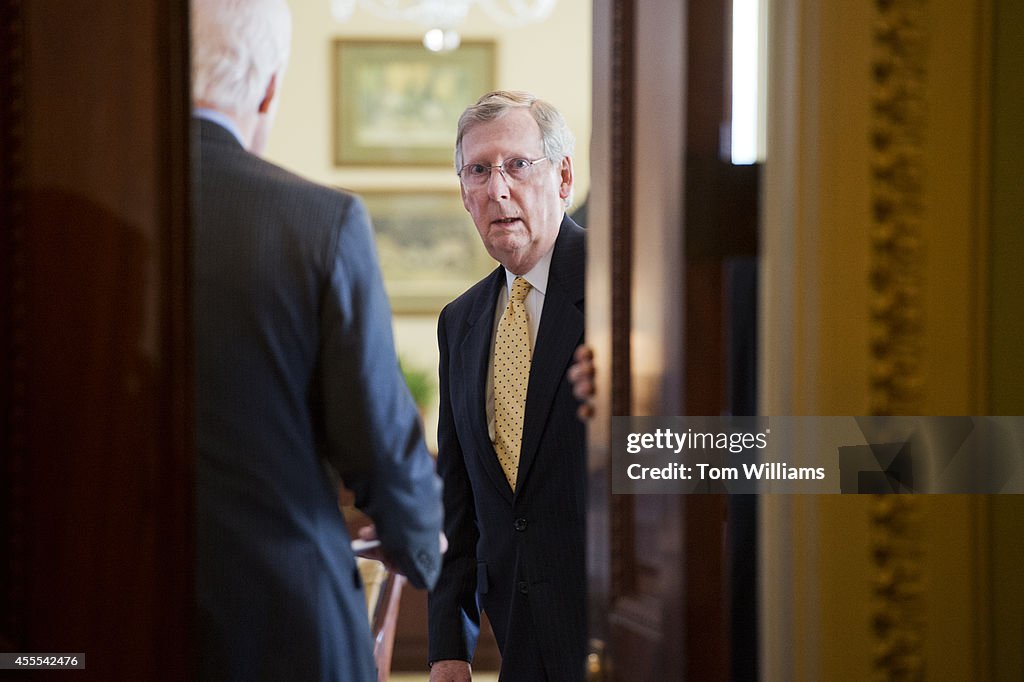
[460,109,543,161]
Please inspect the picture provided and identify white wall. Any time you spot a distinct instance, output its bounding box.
[264,0,592,449]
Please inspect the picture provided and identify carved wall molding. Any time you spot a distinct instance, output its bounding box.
[868,0,928,679]
[869,495,925,679]
[868,0,928,417]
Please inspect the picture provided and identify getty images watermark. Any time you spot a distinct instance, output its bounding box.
[611,416,1024,494]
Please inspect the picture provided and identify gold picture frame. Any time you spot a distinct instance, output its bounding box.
[361,191,496,313]
[333,40,496,166]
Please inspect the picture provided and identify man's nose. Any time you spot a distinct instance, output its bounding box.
[486,166,511,199]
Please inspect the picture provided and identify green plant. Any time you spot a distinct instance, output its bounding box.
[400,357,435,410]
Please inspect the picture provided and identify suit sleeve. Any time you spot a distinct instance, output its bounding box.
[318,195,443,590]
[427,306,481,663]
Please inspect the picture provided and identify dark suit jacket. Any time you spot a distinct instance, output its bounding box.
[429,217,586,681]
[194,118,442,681]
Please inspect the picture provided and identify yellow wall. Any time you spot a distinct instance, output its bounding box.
[989,0,1024,414]
[759,0,1010,678]
[262,0,592,447]
[987,6,1024,677]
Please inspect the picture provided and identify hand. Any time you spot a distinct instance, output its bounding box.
[567,344,596,420]
[353,524,391,568]
[429,659,472,682]
[353,525,449,570]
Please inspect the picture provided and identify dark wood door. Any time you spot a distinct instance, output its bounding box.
[1,2,194,678]
[586,0,759,679]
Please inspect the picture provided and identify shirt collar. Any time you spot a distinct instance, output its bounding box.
[193,108,246,148]
[504,245,553,297]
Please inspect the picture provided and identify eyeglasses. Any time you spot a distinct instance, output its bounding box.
[457,157,550,187]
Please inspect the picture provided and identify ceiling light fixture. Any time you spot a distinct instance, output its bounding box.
[331,0,557,52]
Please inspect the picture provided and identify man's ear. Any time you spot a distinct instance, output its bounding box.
[559,156,574,200]
[258,73,278,114]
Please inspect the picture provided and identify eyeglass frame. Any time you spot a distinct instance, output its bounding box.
[456,156,551,187]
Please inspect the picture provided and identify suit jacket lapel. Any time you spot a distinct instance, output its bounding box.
[516,217,585,493]
[456,267,515,505]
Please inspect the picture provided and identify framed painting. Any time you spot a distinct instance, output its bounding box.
[333,40,496,166]
[361,191,496,313]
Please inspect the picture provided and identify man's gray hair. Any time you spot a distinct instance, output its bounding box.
[455,90,576,208]
[191,0,292,116]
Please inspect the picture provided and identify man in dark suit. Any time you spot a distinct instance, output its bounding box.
[428,91,586,682]
[191,1,443,679]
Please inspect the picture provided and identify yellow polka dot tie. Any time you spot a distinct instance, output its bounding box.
[493,276,532,490]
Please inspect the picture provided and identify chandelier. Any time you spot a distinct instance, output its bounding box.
[331,0,557,52]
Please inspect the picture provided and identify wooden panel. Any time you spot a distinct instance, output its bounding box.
[588,0,749,680]
[1,1,193,677]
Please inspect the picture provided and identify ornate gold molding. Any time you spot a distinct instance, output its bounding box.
[868,0,928,679]
[868,0,928,417]
[869,495,925,679]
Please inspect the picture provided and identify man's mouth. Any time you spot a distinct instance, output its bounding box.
[493,217,521,225]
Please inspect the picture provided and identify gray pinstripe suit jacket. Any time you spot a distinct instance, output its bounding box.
[195,119,442,681]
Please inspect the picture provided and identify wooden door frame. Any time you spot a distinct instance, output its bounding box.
[1,1,194,675]
[588,0,746,679]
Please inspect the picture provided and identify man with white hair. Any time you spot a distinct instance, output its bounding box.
[428,91,587,682]
[191,1,443,678]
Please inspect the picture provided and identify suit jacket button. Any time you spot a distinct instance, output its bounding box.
[514,518,528,532]
[518,581,529,594]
